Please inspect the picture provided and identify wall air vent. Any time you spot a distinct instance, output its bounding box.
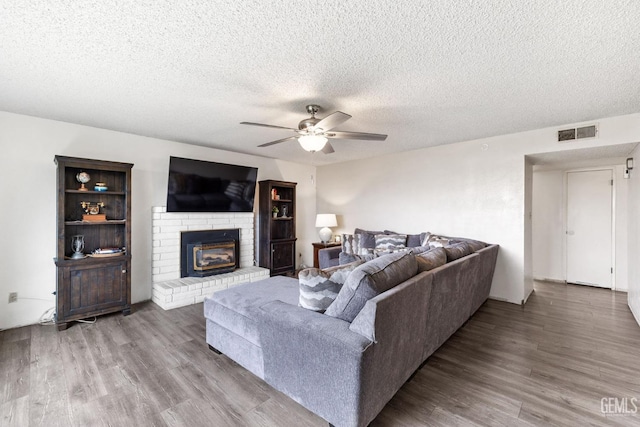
[558,124,598,143]
[576,125,597,139]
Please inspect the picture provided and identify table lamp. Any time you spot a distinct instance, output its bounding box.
[315,214,337,243]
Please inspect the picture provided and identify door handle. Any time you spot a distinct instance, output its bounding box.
[566,230,575,235]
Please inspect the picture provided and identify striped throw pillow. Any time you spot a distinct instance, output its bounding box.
[298,261,364,312]
[374,234,407,251]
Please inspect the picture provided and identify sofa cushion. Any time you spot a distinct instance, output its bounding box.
[374,234,407,251]
[298,261,364,312]
[325,251,418,322]
[415,247,447,272]
[408,246,431,255]
[204,276,299,347]
[444,241,472,262]
[456,238,486,252]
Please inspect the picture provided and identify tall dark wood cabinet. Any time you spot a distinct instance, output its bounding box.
[258,180,297,276]
[54,156,133,330]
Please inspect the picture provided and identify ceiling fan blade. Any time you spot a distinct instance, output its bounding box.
[240,122,297,131]
[313,111,352,131]
[257,136,298,148]
[325,131,387,141]
[321,142,335,154]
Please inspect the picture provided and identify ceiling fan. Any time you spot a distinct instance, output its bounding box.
[240,104,387,154]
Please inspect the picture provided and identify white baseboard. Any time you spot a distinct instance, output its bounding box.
[487,295,521,305]
[533,277,566,284]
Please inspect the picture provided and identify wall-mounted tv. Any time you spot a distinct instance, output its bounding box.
[166,156,258,213]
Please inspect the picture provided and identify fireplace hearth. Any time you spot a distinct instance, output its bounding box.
[181,229,240,278]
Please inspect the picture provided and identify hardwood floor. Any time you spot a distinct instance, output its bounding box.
[1,281,639,426]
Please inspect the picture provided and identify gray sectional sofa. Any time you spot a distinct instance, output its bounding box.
[204,238,499,427]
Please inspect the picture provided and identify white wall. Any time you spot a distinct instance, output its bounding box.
[523,158,534,302]
[532,163,629,291]
[0,111,316,330]
[629,145,640,326]
[317,113,640,304]
[532,170,565,280]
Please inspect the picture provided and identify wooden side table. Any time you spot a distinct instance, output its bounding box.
[312,242,341,268]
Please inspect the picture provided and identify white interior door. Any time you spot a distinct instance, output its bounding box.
[566,170,613,288]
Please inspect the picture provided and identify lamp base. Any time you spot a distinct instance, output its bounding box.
[318,227,332,243]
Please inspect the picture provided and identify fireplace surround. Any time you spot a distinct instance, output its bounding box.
[151,207,269,310]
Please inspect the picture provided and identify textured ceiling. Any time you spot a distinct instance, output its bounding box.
[2,1,639,165]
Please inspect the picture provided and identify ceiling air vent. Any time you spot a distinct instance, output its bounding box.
[558,124,598,142]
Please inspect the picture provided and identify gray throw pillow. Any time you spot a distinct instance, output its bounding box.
[298,261,364,312]
[354,228,384,249]
[325,252,418,322]
[415,247,447,272]
[406,234,422,247]
[444,242,472,262]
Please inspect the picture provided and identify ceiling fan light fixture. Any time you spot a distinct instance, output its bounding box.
[298,134,328,152]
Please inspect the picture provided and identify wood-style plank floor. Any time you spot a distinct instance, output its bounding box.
[1,281,639,426]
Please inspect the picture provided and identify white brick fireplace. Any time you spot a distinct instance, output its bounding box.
[150,207,269,309]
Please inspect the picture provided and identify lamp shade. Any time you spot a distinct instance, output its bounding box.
[315,214,337,228]
[298,135,328,152]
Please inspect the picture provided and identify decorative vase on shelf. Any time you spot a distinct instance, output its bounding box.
[71,235,85,259]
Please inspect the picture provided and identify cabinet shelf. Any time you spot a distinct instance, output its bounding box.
[55,253,131,266]
[66,189,126,195]
[272,217,293,221]
[65,220,126,225]
[272,198,293,203]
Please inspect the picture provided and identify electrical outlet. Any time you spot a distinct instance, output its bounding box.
[8,292,18,303]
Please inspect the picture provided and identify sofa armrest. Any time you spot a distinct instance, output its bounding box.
[257,301,372,426]
[318,246,341,269]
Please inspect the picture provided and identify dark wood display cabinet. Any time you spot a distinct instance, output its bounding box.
[53,156,133,330]
[258,180,297,276]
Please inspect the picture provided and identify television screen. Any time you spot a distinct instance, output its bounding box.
[166,157,258,213]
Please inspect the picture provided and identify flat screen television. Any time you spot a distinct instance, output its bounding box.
[166,156,258,213]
